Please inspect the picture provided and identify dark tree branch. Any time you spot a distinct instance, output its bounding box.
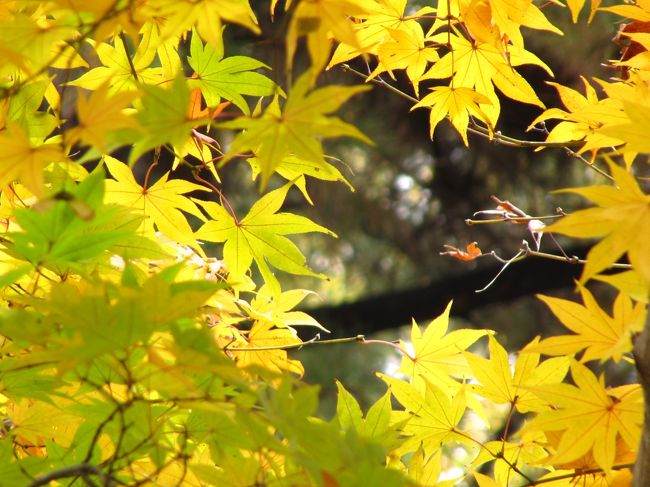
[303,246,592,339]
[28,463,109,487]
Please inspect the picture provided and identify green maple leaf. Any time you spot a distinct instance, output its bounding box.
[188,30,277,114]
[195,182,335,294]
[130,74,203,162]
[219,70,371,189]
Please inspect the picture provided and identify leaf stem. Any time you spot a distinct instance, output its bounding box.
[192,171,240,225]
[142,146,161,191]
[465,214,563,225]
[119,31,139,84]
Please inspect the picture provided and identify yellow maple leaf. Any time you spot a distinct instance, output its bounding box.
[241,285,328,332]
[546,160,650,282]
[328,0,433,68]
[594,270,650,304]
[596,74,650,155]
[67,37,162,94]
[471,432,549,486]
[527,287,646,362]
[524,361,643,473]
[66,83,140,152]
[285,0,376,72]
[421,34,546,128]
[528,78,627,153]
[411,85,492,145]
[466,335,570,413]
[0,124,65,197]
[229,320,304,376]
[103,155,208,250]
[368,23,439,96]
[397,302,490,392]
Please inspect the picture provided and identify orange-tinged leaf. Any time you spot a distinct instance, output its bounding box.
[194,182,335,295]
[529,288,646,362]
[187,87,230,123]
[441,242,482,261]
[547,161,650,282]
[103,155,207,249]
[524,361,643,473]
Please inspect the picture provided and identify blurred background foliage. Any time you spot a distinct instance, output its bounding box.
[204,1,631,416]
[76,1,628,417]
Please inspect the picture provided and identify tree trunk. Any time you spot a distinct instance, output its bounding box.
[634,307,650,487]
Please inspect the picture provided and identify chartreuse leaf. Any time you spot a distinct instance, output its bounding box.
[104,155,208,249]
[524,361,643,473]
[335,381,400,448]
[3,78,58,139]
[546,160,650,282]
[335,380,364,431]
[195,182,335,295]
[466,335,569,413]
[397,302,490,392]
[130,75,203,162]
[249,155,353,204]
[241,285,328,332]
[188,29,276,115]
[220,70,371,189]
[379,373,468,454]
[10,169,138,269]
[527,287,646,362]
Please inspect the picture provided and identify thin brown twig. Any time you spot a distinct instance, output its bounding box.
[523,463,634,486]
[465,214,563,225]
